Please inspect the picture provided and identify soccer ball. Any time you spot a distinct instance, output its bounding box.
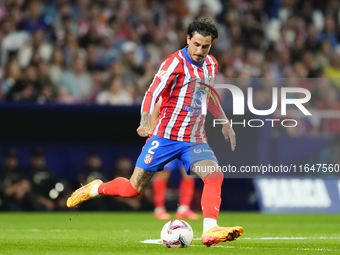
[160,219,194,248]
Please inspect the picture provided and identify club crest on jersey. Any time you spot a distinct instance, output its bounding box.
[156,70,168,79]
[144,154,153,164]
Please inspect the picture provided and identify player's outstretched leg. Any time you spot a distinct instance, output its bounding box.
[67,167,154,208]
[175,168,199,220]
[153,171,171,220]
[192,160,243,247]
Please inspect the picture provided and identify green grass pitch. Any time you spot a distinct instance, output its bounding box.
[0,212,339,254]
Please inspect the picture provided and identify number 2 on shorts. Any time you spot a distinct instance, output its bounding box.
[148,140,159,154]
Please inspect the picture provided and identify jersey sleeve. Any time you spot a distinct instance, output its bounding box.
[207,56,222,117]
[207,92,223,117]
[141,55,181,114]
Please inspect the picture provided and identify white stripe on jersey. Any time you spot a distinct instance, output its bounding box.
[206,55,216,78]
[164,51,191,140]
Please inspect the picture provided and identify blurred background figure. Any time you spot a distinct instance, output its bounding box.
[26,147,68,211]
[57,55,93,103]
[0,148,32,211]
[96,76,134,105]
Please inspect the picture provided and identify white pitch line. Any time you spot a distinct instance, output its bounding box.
[243,237,340,240]
[140,237,340,252]
[141,236,340,244]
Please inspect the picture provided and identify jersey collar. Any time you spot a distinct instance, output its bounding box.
[182,46,205,67]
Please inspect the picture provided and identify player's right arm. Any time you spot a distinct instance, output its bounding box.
[137,55,181,137]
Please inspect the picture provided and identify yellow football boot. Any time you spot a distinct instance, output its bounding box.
[201,226,244,247]
[67,179,103,208]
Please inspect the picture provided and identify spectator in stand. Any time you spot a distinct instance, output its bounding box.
[134,59,156,103]
[53,13,78,47]
[48,47,66,87]
[0,148,33,211]
[324,52,340,91]
[17,29,53,68]
[6,64,42,102]
[98,28,120,70]
[58,55,93,104]
[19,0,52,33]
[96,76,134,106]
[1,58,22,98]
[37,61,58,103]
[302,52,321,78]
[62,33,81,67]
[316,15,339,49]
[305,22,320,52]
[85,44,107,84]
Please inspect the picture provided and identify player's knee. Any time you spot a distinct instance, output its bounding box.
[203,171,224,185]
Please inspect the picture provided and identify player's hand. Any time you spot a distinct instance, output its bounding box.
[137,125,152,137]
[222,124,236,151]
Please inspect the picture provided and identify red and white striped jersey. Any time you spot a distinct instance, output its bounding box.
[141,46,222,143]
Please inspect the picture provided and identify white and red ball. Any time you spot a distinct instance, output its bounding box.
[160,219,194,248]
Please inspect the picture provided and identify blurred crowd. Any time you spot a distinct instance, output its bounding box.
[0,147,154,211]
[0,0,339,134]
[2,0,340,211]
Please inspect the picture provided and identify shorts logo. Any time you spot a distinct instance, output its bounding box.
[156,70,168,79]
[144,154,153,164]
[194,149,202,153]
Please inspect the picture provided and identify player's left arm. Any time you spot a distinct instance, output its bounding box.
[207,57,235,151]
[217,113,236,151]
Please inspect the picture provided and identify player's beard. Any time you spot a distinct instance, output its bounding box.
[193,55,204,64]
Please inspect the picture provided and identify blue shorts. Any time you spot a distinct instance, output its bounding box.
[164,158,183,171]
[136,135,218,173]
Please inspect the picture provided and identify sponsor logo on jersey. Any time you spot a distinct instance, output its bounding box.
[203,149,213,153]
[144,154,153,164]
[194,149,202,153]
[183,105,201,114]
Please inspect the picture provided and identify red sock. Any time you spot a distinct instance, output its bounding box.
[98,177,140,197]
[153,178,167,208]
[179,178,195,206]
[201,171,224,219]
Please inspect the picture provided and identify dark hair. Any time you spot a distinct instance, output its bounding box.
[187,18,218,41]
